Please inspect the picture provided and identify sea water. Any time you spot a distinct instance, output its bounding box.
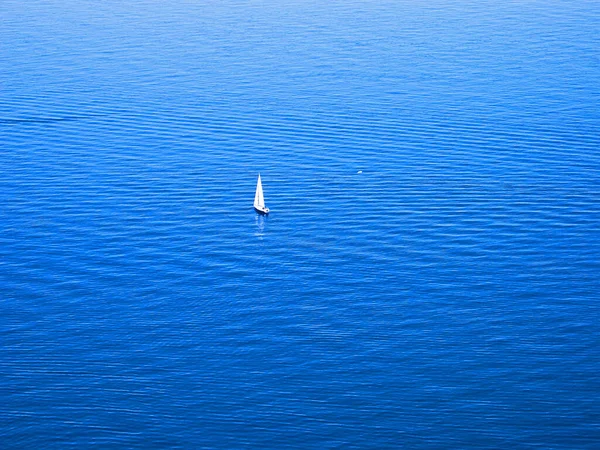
[1,0,599,448]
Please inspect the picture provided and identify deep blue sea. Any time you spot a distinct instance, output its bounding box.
[2,0,599,448]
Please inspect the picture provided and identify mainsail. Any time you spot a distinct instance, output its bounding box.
[254,174,265,209]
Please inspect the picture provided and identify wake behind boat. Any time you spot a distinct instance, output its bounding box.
[254,174,270,214]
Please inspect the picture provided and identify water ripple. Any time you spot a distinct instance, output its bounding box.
[2,0,599,449]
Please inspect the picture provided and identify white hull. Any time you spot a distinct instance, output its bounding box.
[254,205,270,215]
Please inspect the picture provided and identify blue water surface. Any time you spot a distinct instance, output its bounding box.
[1,0,599,448]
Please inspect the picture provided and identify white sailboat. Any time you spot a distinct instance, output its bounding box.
[253,174,270,214]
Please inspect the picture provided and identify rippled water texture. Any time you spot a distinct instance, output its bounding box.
[1,0,599,448]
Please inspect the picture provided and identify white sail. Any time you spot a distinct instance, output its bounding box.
[254,174,265,209]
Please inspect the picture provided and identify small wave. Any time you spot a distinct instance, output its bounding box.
[0,114,106,125]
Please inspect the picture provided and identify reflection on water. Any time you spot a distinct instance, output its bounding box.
[255,212,266,238]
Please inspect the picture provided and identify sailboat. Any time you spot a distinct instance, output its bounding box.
[253,174,270,215]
